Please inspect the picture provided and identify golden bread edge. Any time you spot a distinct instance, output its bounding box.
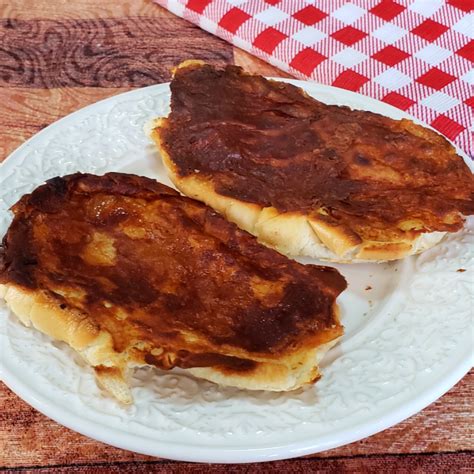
[147,117,445,263]
[1,283,342,402]
[0,283,134,404]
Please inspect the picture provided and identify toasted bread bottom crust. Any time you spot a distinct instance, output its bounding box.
[1,283,341,403]
[147,117,445,263]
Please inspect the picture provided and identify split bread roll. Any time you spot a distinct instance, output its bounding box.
[148,61,474,262]
[0,173,346,404]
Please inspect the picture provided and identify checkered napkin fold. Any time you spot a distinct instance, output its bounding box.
[155,0,473,157]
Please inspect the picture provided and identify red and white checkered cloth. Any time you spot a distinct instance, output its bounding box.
[155,0,473,157]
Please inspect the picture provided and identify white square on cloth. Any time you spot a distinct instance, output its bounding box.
[415,44,452,66]
[374,67,413,90]
[372,23,407,44]
[254,6,289,26]
[421,91,460,113]
[409,0,443,17]
[293,26,326,46]
[332,3,366,24]
[332,47,368,68]
[453,13,473,39]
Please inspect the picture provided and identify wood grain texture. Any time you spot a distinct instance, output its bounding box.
[3,452,474,473]
[0,17,232,88]
[2,0,167,20]
[1,372,473,468]
[0,0,473,470]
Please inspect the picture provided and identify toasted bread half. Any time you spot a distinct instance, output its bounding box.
[147,61,474,262]
[0,173,346,403]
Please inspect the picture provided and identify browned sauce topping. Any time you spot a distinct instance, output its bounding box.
[161,64,474,240]
[0,173,346,364]
[144,351,257,372]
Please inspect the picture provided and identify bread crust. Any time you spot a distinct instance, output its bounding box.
[0,284,134,403]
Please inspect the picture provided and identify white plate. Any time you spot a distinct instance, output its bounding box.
[0,80,472,464]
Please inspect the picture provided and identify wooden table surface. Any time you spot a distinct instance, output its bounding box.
[0,1,472,471]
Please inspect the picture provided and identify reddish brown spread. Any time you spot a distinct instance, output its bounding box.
[161,64,474,239]
[0,173,346,366]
